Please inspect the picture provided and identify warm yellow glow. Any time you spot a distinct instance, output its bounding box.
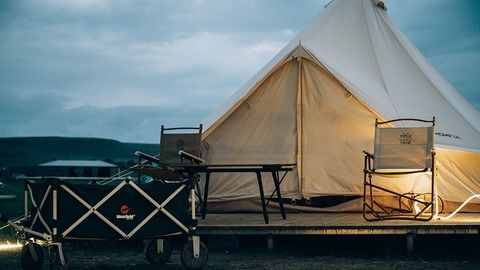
[438,194,480,220]
[0,241,23,251]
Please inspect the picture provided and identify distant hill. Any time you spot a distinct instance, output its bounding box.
[0,137,159,167]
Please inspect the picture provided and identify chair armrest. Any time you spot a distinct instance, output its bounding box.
[363,150,374,159]
[178,150,205,164]
[135,151,160,164]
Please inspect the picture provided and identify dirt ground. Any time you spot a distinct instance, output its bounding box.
[1,235,479,270]
[1,248,479,270]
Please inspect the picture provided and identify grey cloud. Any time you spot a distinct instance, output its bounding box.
[0,91,208,142]
[0,0,478,143]
[0,91,67,136]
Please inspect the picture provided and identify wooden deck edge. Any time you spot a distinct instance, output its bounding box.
[197,227,480,235]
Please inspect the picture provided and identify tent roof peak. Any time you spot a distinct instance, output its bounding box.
[326,0,387,11]
[202,0,480,151]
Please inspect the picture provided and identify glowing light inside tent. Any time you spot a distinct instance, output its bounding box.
[0,241,22,251]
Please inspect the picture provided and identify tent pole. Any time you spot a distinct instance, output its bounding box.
[296,56,304,197]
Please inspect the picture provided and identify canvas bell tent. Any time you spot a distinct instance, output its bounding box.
[200,0,480,212]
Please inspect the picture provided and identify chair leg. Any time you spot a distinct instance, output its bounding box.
[363,171,367,218]
[201,173,210,219]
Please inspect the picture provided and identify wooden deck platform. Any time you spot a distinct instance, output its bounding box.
[197,213,480,235]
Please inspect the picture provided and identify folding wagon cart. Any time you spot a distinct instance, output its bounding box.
[0,168,207,270]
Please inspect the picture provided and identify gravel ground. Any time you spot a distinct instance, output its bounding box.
[1,237,479,270]
[2,248,480,270]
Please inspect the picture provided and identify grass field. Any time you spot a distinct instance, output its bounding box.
[0,180,24,218]
[0,180,24,241]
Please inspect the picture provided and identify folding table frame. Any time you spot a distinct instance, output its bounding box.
[182,164,295,224]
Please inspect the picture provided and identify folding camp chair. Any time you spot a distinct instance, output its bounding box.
[363,118,436,221]
[159,125,204,167]
[134,125,204,180]
[135,125,204,210]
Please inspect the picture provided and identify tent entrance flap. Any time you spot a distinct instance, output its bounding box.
[300,59,377,197]
[203,59,301,201]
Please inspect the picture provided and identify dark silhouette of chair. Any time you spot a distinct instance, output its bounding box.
[159,125,204,167]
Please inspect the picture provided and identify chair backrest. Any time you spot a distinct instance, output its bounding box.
[373,118,434,170]
[159,125,202,166]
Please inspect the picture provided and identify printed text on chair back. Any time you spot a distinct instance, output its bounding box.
[374,126,434,170]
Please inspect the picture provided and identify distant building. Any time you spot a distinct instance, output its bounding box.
[36,160,118,178]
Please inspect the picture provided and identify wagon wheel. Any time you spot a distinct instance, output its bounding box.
[181,240,208,270]
[20,242,44,270]
[145,239,172,265]
[48,245,68,270]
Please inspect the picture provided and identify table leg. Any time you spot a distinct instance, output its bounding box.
[202,172,210,219]
[271,171,286,220]
[256,172,269,224]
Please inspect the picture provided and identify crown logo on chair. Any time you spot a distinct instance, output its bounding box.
[399,132,413,144]
[176,139,185,150]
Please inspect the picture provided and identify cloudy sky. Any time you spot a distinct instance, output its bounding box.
[1,0,479,143]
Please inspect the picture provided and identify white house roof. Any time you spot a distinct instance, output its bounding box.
[38,160,117,168]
